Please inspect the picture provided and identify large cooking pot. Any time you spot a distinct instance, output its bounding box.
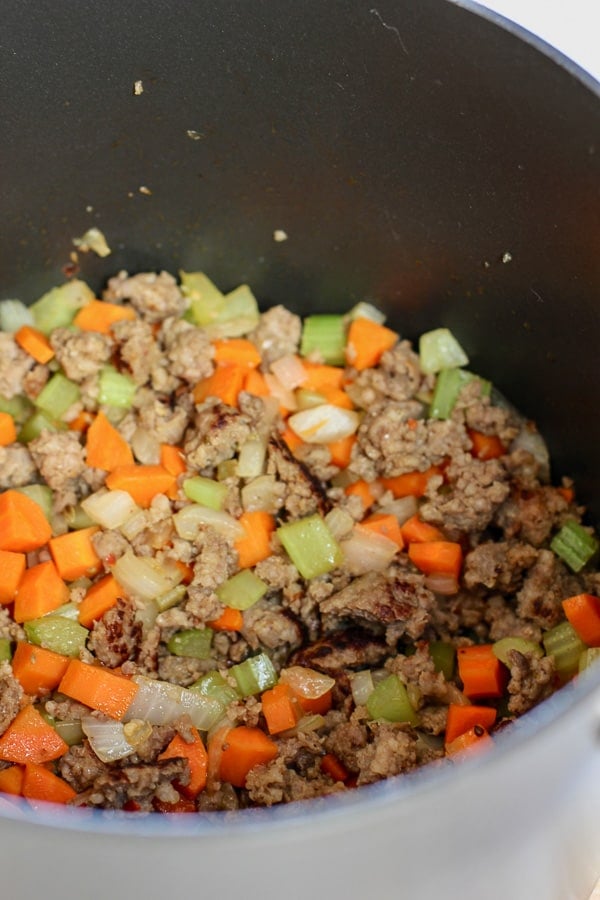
[1,2,599,898]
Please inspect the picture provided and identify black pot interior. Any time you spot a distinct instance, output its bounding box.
[2,0,599,515]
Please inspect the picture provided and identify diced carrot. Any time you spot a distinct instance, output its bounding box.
[160,444,187,478]
[294,688,333,716]
[320,753,349,782]
[0,705,68,764]
[562,593,600,647]
[244,369,270,399]
[217,725,278,788]
[58,659,139,719]
[344,479,377,511]
[444,703,497,745]
[159,726,208,798]
[86,411,134,471]
[0,490,52,552]
[77,574,123,628]
[320,387,354,410]
[0,412,17,447]
[22,762,77,805]
[11,642,70,695]
[345,318,398,371]
[212,339,262,369]
[153,794,197,814]
[234,511,275,569]
[0,549,26,604]
[360,513,405,549]
[14,325,55,364]
[49,526,102,582]
[457,645,508,700]
[208,606,244,632]
[105,464,176,508]
[408,541,463,580]
[281,426,303,454]
[400,515,444,544]
[328,434,356,468]
[73,299,136,334]
[557,486,574,504]
[301,362,344,392]
[0,764,24,796]
[445,726,494,757]
[68,410,94,433]
[468,429,506,461]
[261,683,302,735]
[381,465,442,499]
[13,561,70,623]
[193,365,247,408]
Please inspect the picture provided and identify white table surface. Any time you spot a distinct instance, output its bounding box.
[474,0,600,84]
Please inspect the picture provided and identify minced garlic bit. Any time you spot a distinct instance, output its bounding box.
[139,185,152,196]
[133,80,144,95]
[186,130,203,141]
[502,251,513,264]
[273,229,288,243]
[72,227,112,258]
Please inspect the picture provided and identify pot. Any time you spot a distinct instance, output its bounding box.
[1,2,599,898]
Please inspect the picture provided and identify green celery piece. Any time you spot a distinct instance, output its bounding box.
[300,315,346,366]
[419,327,469,374]
[428,640,456,681]
[180,271,226,325]
[155,584,187,613]
[0,299,34,333]
[24,616,89,657]
[551,521,599,572]
[231,652,278,697]
[366,674,419,725]
[217,570,268,611]
[0,638,12,662]
[167,627,214,659]
[0,393,33,423]
[98,365,137,409]
[543,621,586,681]
[492,636,544,666]
[54,720,85,746]
[277,514,343,579]
[429,368,491,420]
[579,647,600,673]
[15,484,53,520]
[190,670,239,705]
[183,476,228,510]
[30,279,94,335]
[64,504,97,530]
[35,373,80,419]
[18,410,65,443]
[211,284,260,337]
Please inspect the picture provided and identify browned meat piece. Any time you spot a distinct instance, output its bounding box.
[58,741,110,792]
[0,445,37,489]
[184,400,252,470]
[191,527,238,590]
[356,722,418,785]
[267,435,329,519]
[421,455,510,536]
[324,712,369,772]
[291,628,390,674]
[346,340,426,409]
[22,364,49,399]
[245,734,342,806]
[495,486,573,546]
[505,649,555,715]
[248,304,302,368]
[50,328,112,381]
[29,431,86,504]
[484,595,543,643]
[516,549,582,629]
[160,318,214,384]
[294,443,338,482]
[104,270,186,323]
[453,379,520,446]
[71,758,188,809]
[127,724,177,763]
[112,318,162,385]
[389,646,456,705]
[92,529,131,564]
[242,601,303,653]
[157,654,210,686]
[463,541,538,592]
[0,663,23,734]
[88,598,142,667]
[320,572,433,639]
[0,608,24,642]
[0,333,34,398]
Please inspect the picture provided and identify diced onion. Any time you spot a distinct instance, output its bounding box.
[288,404,359,444]
[279,666,335,700]
[324,507,355,540]
[72,227,112,257]
[349,669,375,706]
[270,354,308,391]
[293,714,326,734]
[424,573,459,595]
[236,434,267,478]
[511,422,550,481]
[112,550,183,602]
[346,301,387,325]
[377,495,418,525]
[119,509,149,541]
[173,505,244,542]
[241,474,284,513]
[340,526,398,575]
[81,716,135,763]
[124,675,224,731]
[81,489,139,530]
[0,299,34,333]
[131,428,161,465]
[264,372,297,411]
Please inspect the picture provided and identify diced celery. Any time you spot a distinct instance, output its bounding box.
[15,484,53,520]
[98,365,137,409]
[543,621,586,681]
[35,373,80,419]
[429,640,456,680]
[419,327,469,374]
[213,284,260,337]
[183,476,228,510]
[300,315,346,366]
[366,674,419,725]
[217,459,238,481]
[30,279,94,335]
[231,652,278,697]
[54,720,85,746]
[492,637,544,666]
[0,638,12,661]
[24,616,89,657]
[180,271,226,325]
[429,368,491,420]
[579,647,600,673]
[155,584,187,613]
[167,628,214,659]
[190,670,239,705]
[217,570,268,611]
[0,393,33,423]
[18,410,65,443]
[551,521,599,573]
[64,504,97,530]
[277,514,343,579]
[0,299,34,333]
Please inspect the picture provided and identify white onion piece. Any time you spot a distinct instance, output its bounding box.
[288,404,359,444]
[511,422,550,481]
[236,434,267,478]
[81,716,135,763]
[173,504,244,542]
[377,495,419,525]
[324,506,355,541]
[124,675,223,731]
[264,372,297,411]
[270,354,307,391]
[131,428,161,465]
[279,666,335,699]
[346,301,386,325]
[340,526,398,575]
[81,489,140,530]
[424,573,459,596]
[0,299,34,333]
[112,550,183,602]
[293,714,326,734]
[349,670,375,706]
[241,474,284,513]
